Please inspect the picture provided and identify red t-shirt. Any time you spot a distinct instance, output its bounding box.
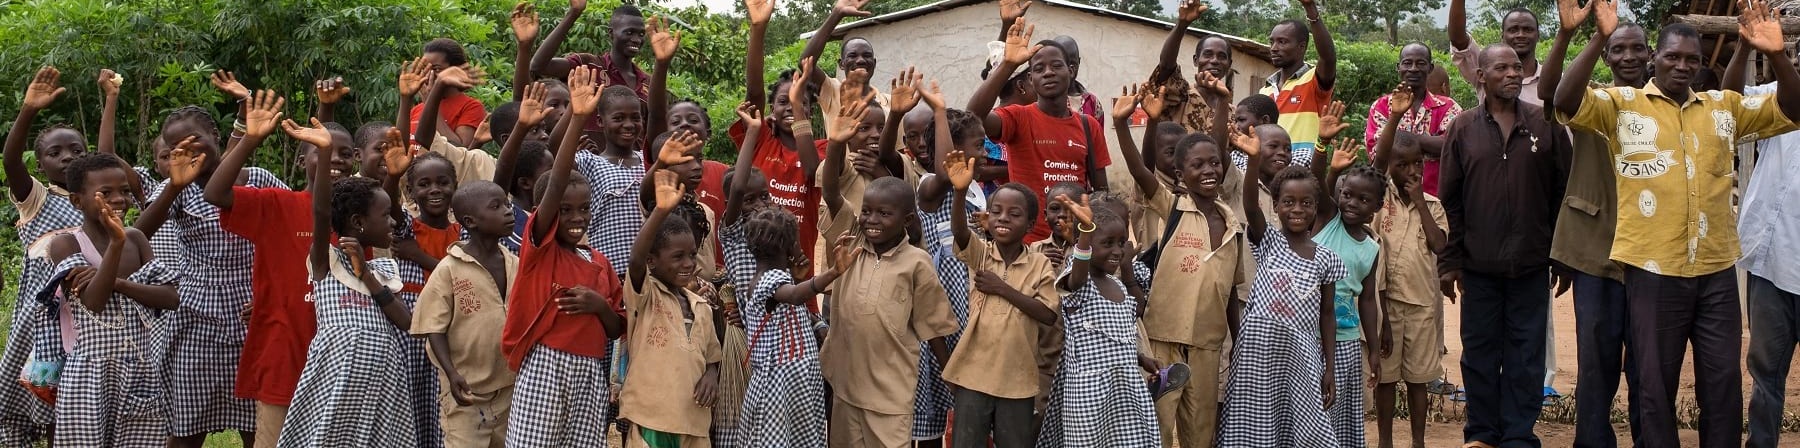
[994,103,1113,242]
[501,214,625,370]
[728,121,824,267]
[405,219,464,292]
[218,187,318,406]
[697,160,730,268]
[409,90,488,144]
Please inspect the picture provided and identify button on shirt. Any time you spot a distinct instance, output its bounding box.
[1440,100,1571,278]
[940,237,1059,399]
[820,239,959,414]
[1563,81,1797,277]
[1739,83,1800,293]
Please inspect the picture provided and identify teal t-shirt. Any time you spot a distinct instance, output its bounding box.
[1313,213,1380,341]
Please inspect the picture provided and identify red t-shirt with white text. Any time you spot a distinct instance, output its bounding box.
[995,103,1112,242]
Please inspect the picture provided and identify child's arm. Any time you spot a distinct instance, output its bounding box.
[879,68,921,176]
[1539,0,1598,106]
[798,0,871,84]
[534,66,602,242]
[646,16,678,140]
[720,102,763,227]
[96,69,120,155]
[396,57,433,155]
[976,265,1058,326]
[510,2,540,102]
[1234,128,1267,246]
[347,238,412,330]
[1112,84,1162,200]
[969,19,1038,138]
[527,0,585,81]
[639,132,701,211]
[770,234,854,305]
[305,120,348,282]
[791,65,823,195]
[205,91,286,210]
[819,63,863,217]
[77,198,130,312]
[1318,279,1337,409]
[1313,144,1355,232]
[415,66,483,147]
[629,170,684,291]
[1369,86,1411,171]
[133,138,205,239]
[1054,194,1094,291]
[1414,185,1447,253]
[314,77,349,125]
[945,148,976,249]
[421,309,477,405]
[916,81,952,207]
[5,66,63,203]
[111,230,178,310]
[1361,253,1386,377]
[495,82,550,187]
[208,70,252,151]
[743,0,773,111]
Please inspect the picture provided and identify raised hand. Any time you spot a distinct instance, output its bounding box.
[889,67,923,114]
[1002,19,1041,66]
[436,65,488,90]
[1141,85,1169,121]
[834,0,872,17]
[790,58,816,112]
[841,68,871,106]
[96,193,126,240]
[945,149,976,191]
[734,101,763,131]
[1318,100,1351,140]
[746,0,774,25]
[209,70,250,101]
[1387,83,1415,113]
[315,77,351,105]
[167,137,208,187]
[828,91,874,144]
[831,233,859,273]
[399,57,435,98]
[1176,0,1208,23]
[659,131,702,166]
[569,66,602,116]
[920,79,945,110]
[1557,0,1593,33]
[518,81,551,128]
[282,118,335,150]
[1595,0,1620,37]
[1194,71,1229,101]
[1331,145,1357,172]
[1740,0,1784,54]
[512,1,540,43]
[1057,193,1093,227]
[96,69,121,98]
[1111,85,1141,122]
[22,66,65,111]
[649,16,680,63]
[383,130,416,178]
[244,90,287,139]
[1000,0,1032,21]
[1230,126,1261,155]
[652,169,684,211]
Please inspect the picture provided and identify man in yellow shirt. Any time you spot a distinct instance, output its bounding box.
[1554,3,1800,446]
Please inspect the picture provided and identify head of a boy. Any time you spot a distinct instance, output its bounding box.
[1388,132,1425,193]
[511,141,553,207]
[1174,133,1225,199]
[1028,40,1074,100]
[668,100,713,141]
[1043,181,1086,242]
[354,122,397,182]
[65,152,137,221]
[610,5,647,59]
[160,106,224,176]
[1233,94,1278,137]
[405,152,458,219]
[298,122,357,183]
[652,132,705,191]
[535,170,593,247]
[1254,124,1292,180]
[1270,165,1319,234]
[35,125,84,186]
[648,212,699,288]
[858,177,917,249]
[422,38,469,74]
[597,85,645,150]
[986,183,1039,247]
[851,101,887,155]
[543,80,572,132]
[1335,164,1388,228]
[332,176,396,248]
[901,106,933,163]
[1155,121,1187,180]
[453,181,515,239]
[490,102,548,147]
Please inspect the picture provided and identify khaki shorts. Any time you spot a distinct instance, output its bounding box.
[441,385,513,448]
[829,396,913,448]
[1379,299,1443,384]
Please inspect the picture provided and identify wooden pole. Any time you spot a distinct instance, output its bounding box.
[1669,14,1800,35]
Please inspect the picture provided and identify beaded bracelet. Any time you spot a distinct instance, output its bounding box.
[1071,245,1094,261]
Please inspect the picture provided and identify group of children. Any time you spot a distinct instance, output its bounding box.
[0,0,1474,447]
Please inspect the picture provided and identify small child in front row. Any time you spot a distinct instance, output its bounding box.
[719,102,831,448]
[412,180,520,448]
[617,169,723,447]
[45,153,179,448]
[275,123,417,447]
[1036,196,1160,447]
[1215,125,1347,447]
[499,66,627,448]
[1367,86,1447,448]
[1310,146,1387,448]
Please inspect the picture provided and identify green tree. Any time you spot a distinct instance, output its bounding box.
[1322,0,1445,44]
[1091,0,1165,18]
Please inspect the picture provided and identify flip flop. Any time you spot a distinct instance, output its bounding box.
[1149,363,1191,400]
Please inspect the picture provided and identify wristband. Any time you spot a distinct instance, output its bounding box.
[1071,245,1094,261]
[233,120,248,133]
[371,288,395,307]
[1076,222,1098,233]
[790,120,813,134]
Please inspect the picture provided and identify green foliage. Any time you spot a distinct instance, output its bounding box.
[1090,0,1164,19]
[1320,0,1445,44]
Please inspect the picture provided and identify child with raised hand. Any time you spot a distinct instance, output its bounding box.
[1215,125,1346,447]
[412,179,520,448]
[942,143,1059,447]
[1036,194,1161,447]
[274,118,415,446]
[819,64,899,232]
[377,133,453,447]
[413,38,487,147]
[493,81,557,254]
[618,169,724,447]
[908,80,982,448]
[500,65,627,448]
[44,152,179,448]
[416,60,495,186]
[739,0,827,279]
[1309,139,1387,448]
[1365,84,1447,448]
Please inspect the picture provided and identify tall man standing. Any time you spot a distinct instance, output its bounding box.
[1257,0,1336,167]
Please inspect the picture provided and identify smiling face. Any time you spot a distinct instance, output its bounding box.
[1256,126,1292,180]
[160,118,222,174]
[668,102,711,141]
[1028,46,1073,100]
[359,128,394,182]
[611,15,647,59]
[840,38,877,74]
[650,230,699,288]
[73,166,134,223]
[1268,23,1308,70]
[852,104,886,155]
[985,187,1035,246]
[600,96,645,149]
[1089,218,1128,274]
[1654,31,1705,95]
[1398,44,1433,89]
[770,79,799,132]
[1179,140,1226,199]
[555,183,593,247]
[1605,27,1652,87]
[1335,174,1384,227]
[301,129,358,182]
[1193,37,1233,78]
[1478,45,1525,101]
[360,189,397,248]
[857,187,913,247]
[1274,177,1318,234]
[1501,11,1542,58]
[406,157,457,219]
[36,128,84,185]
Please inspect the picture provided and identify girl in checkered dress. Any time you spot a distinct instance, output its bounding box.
[276,166,416,447]
[1215,142,1347,447]
[43,152,180,448]
[912,107,986,443]
[1036,199,1161,448]
[390,151,461,448]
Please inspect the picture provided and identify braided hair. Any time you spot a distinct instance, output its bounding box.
[63,152,135,197]
[1338,163,1389,196]
[404,151,455,184]
[163,105,220,140]
[1270,164,1319,198]
[922,108,984,162]
[743,206,799,267]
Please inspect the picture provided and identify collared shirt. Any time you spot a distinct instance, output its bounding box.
[412,242,519,394]
[1740,83,1800,293]
[940,237,1059,399]
[1373,180,1447,306]
[1564,81,1797,277]
[1143,188,1246,349]
[820,239,959,414]
[1451,37,1544,106]
[1550,129,1626,281]
[1363,91,1464,195]
[1440,100,1570,278]
[1259,63,1331,167]
[426,134,497,185]
[619,275,722,436]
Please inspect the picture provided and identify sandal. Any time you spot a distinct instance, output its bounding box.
[1149,363,1191,400]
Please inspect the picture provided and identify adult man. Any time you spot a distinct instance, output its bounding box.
[1536,0,1648,445]
[1555,1,1800,445]
[800,0,889,133]
[1363,43,1461,195]
[532,3,649,101]
[1256,0,1336,167]
[1440,44,1570,448]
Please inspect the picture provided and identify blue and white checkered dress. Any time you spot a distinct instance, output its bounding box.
[164,169,284,436]
[47,246,178,448]
[504,248,613,448]
[574,151,646,279]
[719,223,827,448]
[143,177,185,271]
[1215,226,1346,448]
[389,213,444,448]
[1036,270,1160,447]
[0,180,82,444]
[276,249,415,448]
[911,194,972,440]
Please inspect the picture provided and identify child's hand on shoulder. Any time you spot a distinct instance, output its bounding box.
[652,169,684,211]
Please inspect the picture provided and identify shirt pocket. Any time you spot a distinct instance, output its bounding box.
[1563,196,1602,217]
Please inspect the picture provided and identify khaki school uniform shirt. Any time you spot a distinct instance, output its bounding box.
[428,134,498,185]
[620,275,723,436]
[1562,82,1798,277]
[941,237,1059,399]
[1143,189,1245,350]
[1373,181,1447,307]
[411,242,519,394]
[821,239,959,414]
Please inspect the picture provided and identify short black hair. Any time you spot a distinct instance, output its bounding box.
[404,151,455,185]
[63,152,133,195]
[163,105,219,141]
[1193,35,1232,58]
[1172,132,1220,168]
[769,69,819,105]
[1034,39,1071,65]
[532,169,590,206]
[613,4,643,19]
[511,141,552,199]
[1237,94,1279,124]
[1657,23,1701,51]
[651,209,696,255]
[355,122,394,149]
[331,176,385,236]
[990,182,1041,224]
[865,176,917,211]
[670,99,714,129]
[1502,7,1539,26]
[35,124,81,149]
[922,108,983,159]
[1155,121,1187,139]
[489,101,522,142]
[721,166,766,199]
[1274,19,1311,44]
[600,85,640,116]
[451,180,507,223]
[1270,164,1318,197]
[423,38,469,67]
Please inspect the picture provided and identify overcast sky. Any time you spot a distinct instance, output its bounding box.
[661,0,1455,30]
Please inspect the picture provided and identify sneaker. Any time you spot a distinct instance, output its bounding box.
[1149,363,1191,400]
[1542,386,1562,398]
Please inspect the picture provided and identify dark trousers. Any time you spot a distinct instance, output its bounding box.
[950,388,1035,448]
[1459,270,1549,448]
[1623,266,1741,448]
[1746,273,1799,448]
[1571,272,1639,448]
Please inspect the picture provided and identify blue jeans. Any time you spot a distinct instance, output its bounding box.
[1459,270,1549,448]
[1571,273,1638,448]
[1747,273,1800,448]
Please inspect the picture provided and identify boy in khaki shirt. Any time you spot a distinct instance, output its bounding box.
[1367,98,1449,447]
[943,152,1060,447]
[412,182,521,448]
[822,177,959,448]
[619,170,723,447]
